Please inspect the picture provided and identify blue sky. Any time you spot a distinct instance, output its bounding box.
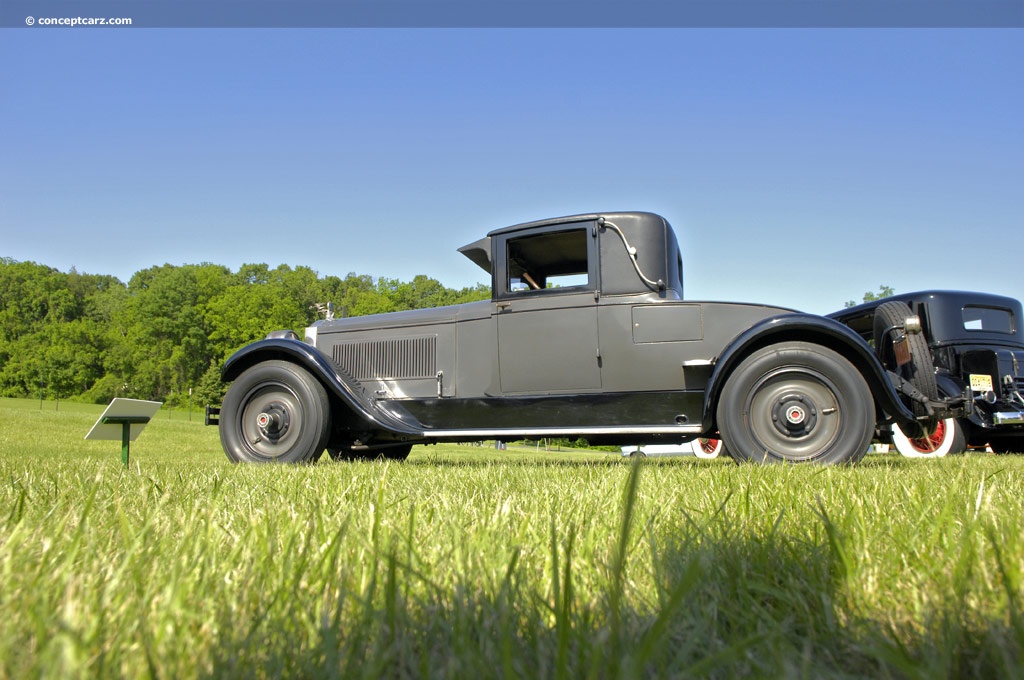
[1,29,1021,314]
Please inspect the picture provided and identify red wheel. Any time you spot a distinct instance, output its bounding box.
[694,437,725,459]
[891,417,965,458]
[910,420,946,452]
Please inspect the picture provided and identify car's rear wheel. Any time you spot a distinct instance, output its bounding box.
[873,301,938,417]
[220,360,331,464]
[717,342,874,465]
[891,417,965,458]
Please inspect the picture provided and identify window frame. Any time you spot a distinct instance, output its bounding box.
[493,222,599,302]
[962,304,1015,334]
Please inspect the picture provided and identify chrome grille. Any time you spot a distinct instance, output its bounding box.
[331,336,437,381]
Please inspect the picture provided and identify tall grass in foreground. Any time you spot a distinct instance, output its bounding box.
[0,398,1022,678]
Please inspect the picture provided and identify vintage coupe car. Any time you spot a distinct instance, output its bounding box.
[830,291,1024,456]
[210,211,960,465]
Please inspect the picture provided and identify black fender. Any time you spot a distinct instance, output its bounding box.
[701,313,924,436]
[221,338,424,436]
[934,372,965,400]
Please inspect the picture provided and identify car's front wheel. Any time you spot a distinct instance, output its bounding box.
[717,342,874,465]
[220,360,331,464]
[891,417,965,458]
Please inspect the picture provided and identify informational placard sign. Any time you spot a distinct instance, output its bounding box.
[85,398,162,466]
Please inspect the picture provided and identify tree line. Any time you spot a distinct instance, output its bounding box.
[0,258,489,408]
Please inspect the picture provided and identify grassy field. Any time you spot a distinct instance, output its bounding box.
[1,397,1022,678]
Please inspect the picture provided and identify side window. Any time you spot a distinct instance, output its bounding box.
[963,305,1014,333]
[505,228,591,294]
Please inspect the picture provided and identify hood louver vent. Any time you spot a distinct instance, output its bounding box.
[331,336,437,381]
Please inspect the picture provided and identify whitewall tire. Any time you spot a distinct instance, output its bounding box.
[891,418,965,458]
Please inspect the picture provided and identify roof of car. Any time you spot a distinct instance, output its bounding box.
[458,211,669,275]
[829,290,1023,320]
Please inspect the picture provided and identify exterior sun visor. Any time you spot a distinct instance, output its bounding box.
[458,236,492,274]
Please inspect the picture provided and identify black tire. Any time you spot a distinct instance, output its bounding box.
[220,360,331,464]
[873,301,938,416]
[717,342,875,464]
[891,417,966,458]
[328,443,412,462]
[989,437,1024,454]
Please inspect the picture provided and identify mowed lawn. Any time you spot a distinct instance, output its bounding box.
[0,397,1022,678]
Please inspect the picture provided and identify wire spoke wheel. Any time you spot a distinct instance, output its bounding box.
[909,420,945,452]
[694,437,725,459]
[891,417,964,458]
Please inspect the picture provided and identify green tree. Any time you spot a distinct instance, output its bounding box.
[844,285,895,309]
[0,259,65,339]
[335,273,395,318]
[383,275,457,310]
[204,280,307,362]
[274,264,324,322]
[108,264,212,400]
[0,260,121,398]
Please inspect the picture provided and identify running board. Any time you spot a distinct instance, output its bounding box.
[423,424,703,438]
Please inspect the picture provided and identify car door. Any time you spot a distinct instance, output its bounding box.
[493,223,601,395]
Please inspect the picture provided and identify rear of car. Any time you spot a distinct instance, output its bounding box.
[830,291,1024,453]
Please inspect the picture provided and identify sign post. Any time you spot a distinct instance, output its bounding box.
[86,399,162,467]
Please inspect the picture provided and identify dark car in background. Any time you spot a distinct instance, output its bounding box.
[830,291,1024,456]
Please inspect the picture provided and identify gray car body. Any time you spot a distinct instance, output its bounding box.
[222,211,923,451]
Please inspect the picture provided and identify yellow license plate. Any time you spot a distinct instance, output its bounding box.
[970,374,994,392]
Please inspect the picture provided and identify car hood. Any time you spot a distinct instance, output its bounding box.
[309,300,493,334]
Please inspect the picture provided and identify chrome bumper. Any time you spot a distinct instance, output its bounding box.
[993,411,1024,426]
